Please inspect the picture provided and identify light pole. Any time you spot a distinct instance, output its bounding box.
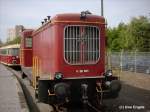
[101,0,104,16]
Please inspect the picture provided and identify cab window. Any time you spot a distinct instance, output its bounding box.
[25,37,32,48]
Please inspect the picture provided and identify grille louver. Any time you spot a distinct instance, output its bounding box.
[64,25,100,65]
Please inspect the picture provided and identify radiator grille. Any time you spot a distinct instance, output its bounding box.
[64,25,100,65]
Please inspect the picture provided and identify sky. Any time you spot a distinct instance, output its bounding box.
[0,0,150,42]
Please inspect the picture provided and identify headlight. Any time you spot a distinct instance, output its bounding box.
[105,81,111,86]
[55,72,63,80]
[105,70,113,76]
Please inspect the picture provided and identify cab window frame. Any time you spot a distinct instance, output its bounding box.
[25,37,32,48]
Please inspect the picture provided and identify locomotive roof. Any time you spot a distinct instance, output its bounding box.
[52,13,105,23]
[21,29,34,37]
[0,44,20,49]
[33,13,105,35]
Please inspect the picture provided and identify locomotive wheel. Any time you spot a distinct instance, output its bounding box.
[108,80,121,98]
[38,80,48,103]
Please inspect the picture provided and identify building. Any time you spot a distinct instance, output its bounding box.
[15,25,24,37]
[7,25,24,42]
[7,28,16,42]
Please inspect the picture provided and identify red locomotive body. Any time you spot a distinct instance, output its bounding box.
[21,12,121,105]
[33,13,105,80]
[0,44,20,66]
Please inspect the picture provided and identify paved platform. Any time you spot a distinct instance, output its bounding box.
[13,69,54,112]
[0,64,29,112]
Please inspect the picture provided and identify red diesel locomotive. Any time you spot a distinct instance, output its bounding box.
[0,44,20,66]
[20,12,121,105]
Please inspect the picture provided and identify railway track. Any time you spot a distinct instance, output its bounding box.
[8,67,104,112]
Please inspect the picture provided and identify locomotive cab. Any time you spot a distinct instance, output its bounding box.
[20,29,33,79]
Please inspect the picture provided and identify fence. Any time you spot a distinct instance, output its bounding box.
[107,51,150,74]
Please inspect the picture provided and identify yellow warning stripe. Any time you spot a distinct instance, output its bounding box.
[20,49,24,65]
[32,57,35,88]
[32,56,42,89]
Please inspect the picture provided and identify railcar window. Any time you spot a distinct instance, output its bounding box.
[11,48,19,56]
[25,37,32,48]
[64,25,100,65]
[1,49,7,55]
[8,49,11,55]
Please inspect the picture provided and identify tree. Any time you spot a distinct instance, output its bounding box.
[127,16,150,51]
[106,16,150,52]
[107,23,126,51]
[4,37,21,45]
[0,38,3,47]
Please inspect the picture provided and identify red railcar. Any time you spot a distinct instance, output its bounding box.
[0,44,20,66]
[21,12,121,105]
